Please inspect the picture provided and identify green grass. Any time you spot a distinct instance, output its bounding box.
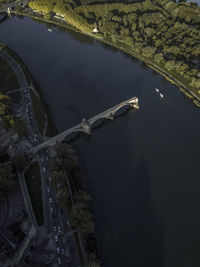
[30,90,46,135]
[25,162,44,225]
[0,56,19,92]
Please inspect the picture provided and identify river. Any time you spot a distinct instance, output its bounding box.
[1,16,200,267]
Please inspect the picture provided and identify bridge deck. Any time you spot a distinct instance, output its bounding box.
[29,96,139,155]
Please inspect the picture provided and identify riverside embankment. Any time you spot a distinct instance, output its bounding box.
[13,8,200,107]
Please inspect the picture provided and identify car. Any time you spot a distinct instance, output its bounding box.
[43,167,46,173]
[55,234,58,242]
[48,176,51,182]
[61,248,64,255]
[50,207,54,213]
[67,220,70,226]
[57,226,61,233]
[53,226,57,231]
[57,247,60,254]
[49,198,52,203]
[47,187,50,193]
[57,257,61,265]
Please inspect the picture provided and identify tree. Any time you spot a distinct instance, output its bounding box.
[142,46,156,58]
[165,60,176,71]
[190,77,200,89]
[74,190,91,207]
[69,202,95,234]
[56,188,71,209]
[154,53,164,64]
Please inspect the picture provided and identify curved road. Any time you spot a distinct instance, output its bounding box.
[0,47,81,266]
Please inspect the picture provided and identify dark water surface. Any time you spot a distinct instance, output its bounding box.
[1,16,200,267]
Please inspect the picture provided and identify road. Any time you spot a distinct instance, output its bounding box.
[0,47,81,266]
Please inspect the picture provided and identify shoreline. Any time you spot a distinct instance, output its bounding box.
[14,9,200,107]
[0,41,101,266]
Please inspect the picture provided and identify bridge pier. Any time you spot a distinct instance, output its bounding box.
[128,98,139,109]
[80,118,91,134]
[27,96,139,155]
[129,102,139,109]
[105,112,114,120]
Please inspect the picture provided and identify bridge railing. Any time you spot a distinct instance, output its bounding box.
[28,96,139,155]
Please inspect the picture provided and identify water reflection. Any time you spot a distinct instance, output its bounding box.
[130,158,165,267]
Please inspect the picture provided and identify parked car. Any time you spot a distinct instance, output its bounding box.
[57,257,61,265]
[57,247,60,254]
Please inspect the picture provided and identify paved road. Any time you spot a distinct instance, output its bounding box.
[0,47,81,266]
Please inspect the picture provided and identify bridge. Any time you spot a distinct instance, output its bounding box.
[28,97,139,155]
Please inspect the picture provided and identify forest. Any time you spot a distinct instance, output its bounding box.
[0,0,195,103]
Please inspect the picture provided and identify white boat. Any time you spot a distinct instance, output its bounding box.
[48,28,52,32]
[160,93,164,98]
[155,88,159,92]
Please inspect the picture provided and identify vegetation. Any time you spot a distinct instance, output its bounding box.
[0,55,19,92]
[28,0,200,104]
[30,90,46,135]
[25,162,44,225]
[0,92,27,136]
[51,144,100,265]
[0,163,15,199]
[0,92,11,117]
[51,144,94,234]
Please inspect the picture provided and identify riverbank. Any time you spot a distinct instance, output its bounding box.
[14,8,200,107]
[0,42,58,136]
[0,40,101,266]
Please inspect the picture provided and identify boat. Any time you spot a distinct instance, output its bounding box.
[160,93,164,98]
[155,88,159,92]
[48,28,52,32]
